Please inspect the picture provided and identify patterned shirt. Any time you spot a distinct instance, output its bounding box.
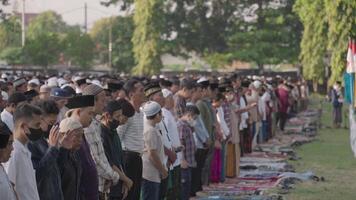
[222,101,231,130]
[174,94,187,118]
[177,120,196,167]
[84,118,120,193]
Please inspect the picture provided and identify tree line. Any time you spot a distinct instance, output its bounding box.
[0,0,355,83]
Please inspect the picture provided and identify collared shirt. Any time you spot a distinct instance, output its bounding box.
[142,122,165,183]
[6,139,40,200]
[0,164,17,200]
[1,109,14,132]
[177,120,196,167]
[117,111,144,154]
[84,118,120,192]
[162,108,182,168]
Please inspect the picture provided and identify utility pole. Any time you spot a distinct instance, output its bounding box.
[84,2,88,33]
[21,0,26,46]
[108,16,112,69]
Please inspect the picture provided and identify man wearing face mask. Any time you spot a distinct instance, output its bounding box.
[27,100,76,200]
[65,95,98,200]
[101,100,134,200]
[5,103,43,200]
[82,84,124,200]
[1,92,27,132]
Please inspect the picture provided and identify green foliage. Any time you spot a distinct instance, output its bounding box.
[26,11,68,39]
[0,47,24,65]
[23,32,62,68]
[63,30,95,69]
[228,0,302,70]
[294,0,356,84]
[132,0,164,75]
[90,16,135,72]
[0,16,21,52]
[294,0,327,83]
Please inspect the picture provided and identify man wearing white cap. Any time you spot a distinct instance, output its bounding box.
[141,101,168,200]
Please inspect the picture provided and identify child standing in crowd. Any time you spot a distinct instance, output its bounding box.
[141,101,168,200]
[331,81,343,128]
[177,105,199,200]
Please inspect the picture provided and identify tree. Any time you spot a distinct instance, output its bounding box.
[26,11,68,39]
[63,30,95,69]
[90,16,135,72]
[294,0,356,84]
[132,0,164,75]
[226,0,302,71]
[23,32,62,68]
[0,47,24,65]
[0,16,21,52]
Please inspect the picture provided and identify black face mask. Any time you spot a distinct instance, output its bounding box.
[27,127,45,141]
[109,119,120,130]
[43,124,53,138]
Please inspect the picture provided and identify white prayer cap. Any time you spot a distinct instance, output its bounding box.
[59,117,82,133]
[162,88,173,98]
[47,77,58,87]
[1,91,8,101]
[159,75,165,79]
[57,78,68,87]
[1,74,8,79]
[197,76,209,83]
[252,75,259,80]
[253,80,262,89]
[28,78,40,86]
[151,75,158,80]
[141,101,161,117]
[91,80,103,87]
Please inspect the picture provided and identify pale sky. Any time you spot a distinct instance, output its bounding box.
[4,0,126,29]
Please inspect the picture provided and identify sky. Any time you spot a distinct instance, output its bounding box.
[4,0,125,29]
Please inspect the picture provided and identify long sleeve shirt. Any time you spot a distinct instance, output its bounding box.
[84,118,120,193]
[6,139,40,200]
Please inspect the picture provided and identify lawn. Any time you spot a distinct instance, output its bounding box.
[285,95,356,200]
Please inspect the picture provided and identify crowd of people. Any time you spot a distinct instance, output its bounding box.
[0,72,309,200]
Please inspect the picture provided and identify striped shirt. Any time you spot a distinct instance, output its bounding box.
[177,120,196,167]
[117,111,144,154]
[84,118,120,192]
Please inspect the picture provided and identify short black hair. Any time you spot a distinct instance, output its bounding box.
[34,100,60,115]
[213,93,225,102]
[180,79,195,90]
[117,98,135,118]
[8,92,27,106]
[123,79,140,97]
[13,103,42,124]
[184,105,200,116]
[104,100,122,116]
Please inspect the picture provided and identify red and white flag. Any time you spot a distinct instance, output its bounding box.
[346,38,356,73]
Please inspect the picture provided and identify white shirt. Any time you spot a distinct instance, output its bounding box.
[162,108,182,168]
[216,107,230,139]
[0,164,17,200]
[6,139,40,200]
[239,96,249,130]
[1,109,14,132]
[117,111,144,154]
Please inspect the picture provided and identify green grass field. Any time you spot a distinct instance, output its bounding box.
[285,96,356,200]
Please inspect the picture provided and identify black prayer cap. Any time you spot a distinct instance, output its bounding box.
[108,82,123,92]
[144,81,162,98]
[160,79,173,88]
[241,80,251,88]
[66,95,95,109]
[0,121,12,149]
[8,92,27,105]
[75,78,87,86]
[209,81,219,91]
[24,90,39,100]
[219,78,233,93]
